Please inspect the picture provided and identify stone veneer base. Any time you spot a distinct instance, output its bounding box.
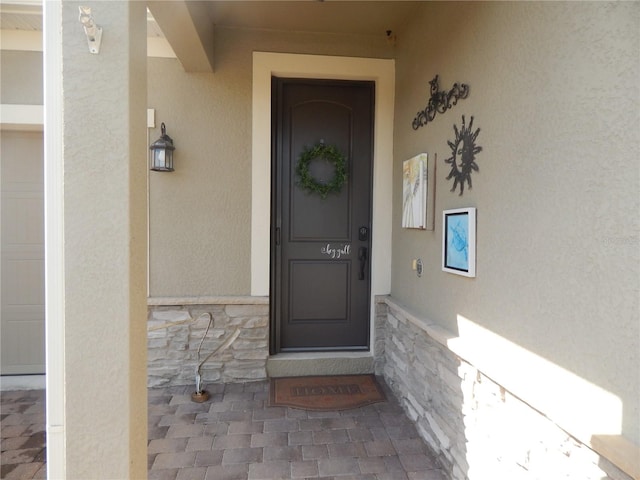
[147,297,269,388]
[375,296,635,480]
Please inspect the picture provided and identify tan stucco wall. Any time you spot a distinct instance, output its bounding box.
[49,1,148,477]
[147,28,394,297]
[0,50,43,105]
[391,2,639,444]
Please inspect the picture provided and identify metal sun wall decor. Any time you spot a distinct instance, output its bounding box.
[445,115,482,196]
[412,75,470,130]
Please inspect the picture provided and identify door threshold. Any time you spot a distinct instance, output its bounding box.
[267,351,374,378]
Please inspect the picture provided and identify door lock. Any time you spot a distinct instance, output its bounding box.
[358,226,369,241]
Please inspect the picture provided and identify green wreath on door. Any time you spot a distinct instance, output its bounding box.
[296,142,348,199]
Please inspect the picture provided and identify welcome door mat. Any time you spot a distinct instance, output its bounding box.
[269,374,385,411]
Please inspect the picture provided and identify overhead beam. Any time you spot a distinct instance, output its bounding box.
[147,1,214,72]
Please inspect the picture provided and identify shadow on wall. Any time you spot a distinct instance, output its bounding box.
[376,297,634,480]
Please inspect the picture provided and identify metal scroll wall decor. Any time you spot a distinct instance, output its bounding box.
[412,75,470,130]
[445,115,482,196]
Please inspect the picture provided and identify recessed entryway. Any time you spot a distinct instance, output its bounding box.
[251,52,395,374]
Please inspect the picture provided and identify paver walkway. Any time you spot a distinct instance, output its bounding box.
[2,379,448,479]
[0,389,46,479]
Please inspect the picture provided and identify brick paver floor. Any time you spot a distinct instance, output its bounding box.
[0,389,46,479]
[2,378,448,479]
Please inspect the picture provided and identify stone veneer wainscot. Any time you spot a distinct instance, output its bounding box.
[374,296,634,480]
[147,297,269,388]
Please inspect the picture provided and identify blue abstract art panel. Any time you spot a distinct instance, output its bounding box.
[442,208,476,277]
[445,213,469,270]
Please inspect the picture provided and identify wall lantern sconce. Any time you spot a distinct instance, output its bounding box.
[149,123,175,172]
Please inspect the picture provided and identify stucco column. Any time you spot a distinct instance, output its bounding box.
[44,1,148,478]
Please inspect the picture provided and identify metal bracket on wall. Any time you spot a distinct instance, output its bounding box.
[79,6,102,54]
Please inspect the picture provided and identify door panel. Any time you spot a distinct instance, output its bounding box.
[289,261,350,321]
[272,79,374,352]
[290,101,352,241]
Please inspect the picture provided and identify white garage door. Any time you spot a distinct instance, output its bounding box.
[1,130,45,375]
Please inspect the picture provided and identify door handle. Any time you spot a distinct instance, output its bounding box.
[358,246,368,280]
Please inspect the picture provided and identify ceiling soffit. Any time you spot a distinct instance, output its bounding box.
[1,1,420,71]
[206,1,419,36]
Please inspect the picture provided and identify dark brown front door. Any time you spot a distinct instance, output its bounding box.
[271,78,374,352]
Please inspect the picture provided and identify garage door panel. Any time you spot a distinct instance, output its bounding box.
[1,131,45,374]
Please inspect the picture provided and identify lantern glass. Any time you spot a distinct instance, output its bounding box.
[152,148,173,171]
[150,123,175,172]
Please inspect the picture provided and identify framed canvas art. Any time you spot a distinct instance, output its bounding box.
[402,154,428,229]
[442,207,476,277]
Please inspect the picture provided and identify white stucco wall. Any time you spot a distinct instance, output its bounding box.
[147,27,394,297]
[391,2,639,445]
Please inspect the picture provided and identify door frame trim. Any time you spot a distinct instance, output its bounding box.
[251,52,394,352]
